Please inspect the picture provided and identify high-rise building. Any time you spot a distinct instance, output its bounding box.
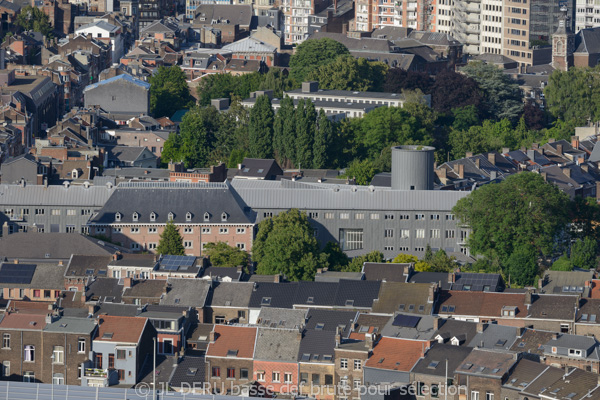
[354,0,434,32]
[283,0,331,43]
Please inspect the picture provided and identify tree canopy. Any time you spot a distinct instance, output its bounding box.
[544,66,600,125]
[253,210,327,281]
[149,66,193,118]
[306,56,388,92]
[248,95,274,159]
[157,221,185,256]
[453,172,571,265]
[289,38,350,83]
[203,242,248,268]
[16,6,53,38]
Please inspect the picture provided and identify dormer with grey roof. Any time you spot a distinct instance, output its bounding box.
[256,307,307,329]
[543,333,600,360]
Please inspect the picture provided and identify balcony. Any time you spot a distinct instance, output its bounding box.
[82,368,119,387]
[466,14,480,23]
[466,35,480,44]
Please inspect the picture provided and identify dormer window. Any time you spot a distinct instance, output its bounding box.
[150,212,156,222]
[168,212,174,221]
[568,348,583,357]
[132,212,139,222]
[186,212,192,222]
[115,212,122,222]
[221,212,228,222]
[501,306,517,317]
[204,212,210,222]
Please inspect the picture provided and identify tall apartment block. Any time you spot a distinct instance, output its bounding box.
[575,0,600,31]
[283,0,331,43]
[354,0,434,31]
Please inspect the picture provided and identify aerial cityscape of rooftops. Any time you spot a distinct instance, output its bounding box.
[3,0,600,398]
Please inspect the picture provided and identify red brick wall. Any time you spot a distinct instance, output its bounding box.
[253,360,299,394]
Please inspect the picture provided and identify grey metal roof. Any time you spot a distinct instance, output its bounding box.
[90,181,255,225]
[544,333,599,355]
[254,327,302,362]
[230,179,469,211]
[160,278,211,308]
[467,324,518,350]
[76,20,119,33]
[0,233,117,261]
[43,316,97,334]
[0,183,115,207]
[222,37,276,53]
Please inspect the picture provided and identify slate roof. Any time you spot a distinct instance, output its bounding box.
[44,317,97,334]
[509,329,555,356]
[256,307,307,329]
[467,324,518,351]
[364,337,426,371]
[248,282,298,309]
[305,309,357,337]
[372,282,433,315]
[95,315,148,343]
[503,359,549,391]
[541,368,599,400]
[193,4,253,26]
[380,313,436,340]
[314,270,363,282]
[433,319,478,346]
[544,334,599,358]
[540,270,594,296]
[294,281,338,307]
[362,262,411,282]
[170,355,206,388]
[234,158,282,179]
[122,280,167,299]
[577,298,600,324]
[0,184,115,208]
[208,281,253,308]
[455,349,518,378]
[90,182,255,225]
[83,73,151,92]
[110,254,157,268]
[528,294,578,320]
[350,314,391,340]
[298,329,335,363]
[65,255,112,277]
[200,266,242,281]
[575,27,600,54]
[334,279,381,308]
[254,328,302,362]
[408,272,452,290]
[86,277,123,303]
[160,278,211,308]
[76,20,119,34]
[412,344,472,377]
[452,272,503,291]
[206,325,257,359]
[520,365,566,397]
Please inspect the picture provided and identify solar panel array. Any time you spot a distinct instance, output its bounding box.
[0,264,36,284]
[392,314,421,328]
[455,273,500,291]
[160,255,195,271]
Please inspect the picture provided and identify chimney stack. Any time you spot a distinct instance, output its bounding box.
[556,144,563,155]
[474,158,480,169]
[435,167,448,185]
[541,171,547,181]
[487,153,496,165]
[123,277,133,289]
[433,316,441,331]
[88,304,97,315]
[365,332,374,349]
[525,290,532,305]
[209,330,216,343]
[563,168,571,178]
[596,182,600,202]
[476,322,485,333]
[572,136,580,149]
[448,272,456,283]
[465,152,473,158]
[457,164,464,179]
[273,274,281,283]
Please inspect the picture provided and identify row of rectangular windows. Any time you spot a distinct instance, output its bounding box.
[265,212,456,221]
[96,227,246,234]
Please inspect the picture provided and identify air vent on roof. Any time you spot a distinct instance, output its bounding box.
[60,323,67,328]
[307,296,314,303]
[29,321,36,326]
[378,358,385,363]
[187,368,198,376]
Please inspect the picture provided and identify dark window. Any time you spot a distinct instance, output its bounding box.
[300,373,308,384]
[94,353,102,369]
[118,369,125,380]
[227,368,235,378]
[117,350,126,359]
[212,367,220,377]
[312,374,320,385]
[325,374,333,385]
[108,354,114,369]
[240,369,248,379]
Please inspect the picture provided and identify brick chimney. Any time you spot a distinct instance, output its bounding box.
[465,152,473,158]
[433,316,441,331]
[582,164,589,173]
[572,136,580,149]
[457,164,464,179]
[563,168,571,178]
[335,326,342,347]
[487,153,496,165]
[556,144,563,155]
[13,259,18,264]
[428,283,437,303]
[474,158,480,169]
[476,322,485,333]
[209,330,216,343]
[531,143,539,149]
[123,277,133,289]
[88,304,97,315]
[435,167,448,185]
[365,332,374,349]
[273,274,281,283]
[525,290,532,305]
[448,272,455,283]
[112,251,121,261]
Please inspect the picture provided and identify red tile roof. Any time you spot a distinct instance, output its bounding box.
[206,325,257,359]
[364,337,428,371]
[95,315,148,344]
[8,300,54,315]
[437,291,527,318]
[0,313,46,330]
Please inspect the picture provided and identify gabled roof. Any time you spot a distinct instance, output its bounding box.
[350,314,391,340]
[170,355,206,388]
[380,313,436,340]
[206,325,257,359]
[435,290,527,318]
[467,324,518,350]
[95,315,148,343]
[540,368,599,400]
[577,298,600,323]
[503,359,548,391]
[433,319,478,346]
[86,277,123,303]
[76,20,119,34]
[222,37,277,53]
[408,272,452,290]
[544,333,599,357]
[107,146,155,163]
[248,282,298,309]
[541,270,594,295]
[256,307,307,329]
[254,328,301,362]
[412,343,472,377]
[509,328,555,355]
[90,181,255,225]
[84,74,151,92]
[372,282,434,315]
[160,278,210,308]
[575,27,600,55]
[362,262,411,282]
[0,313,46,330]
[298,329,335,362]
[209,281,253,308]
[122,280,167,299]
[305,309,357,337]
[234,158,282,179]
[65,255,112,277]
[455,349,518,378]
[528,294,578,320]
[193,4,253,26]
[364,337,427,371]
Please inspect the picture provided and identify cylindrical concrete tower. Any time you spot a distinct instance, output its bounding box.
[391,145,435,191]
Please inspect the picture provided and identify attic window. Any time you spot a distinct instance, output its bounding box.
[315,323,325,331]
[186,212,192,222]
[378,358,385,363]
[427,361,439,369]
[518,342,525,347]
[150,212,156,222]
[441,306,448,312]
[204,212,210,222]
[359,326,369,333]
[399,304,405,310]
[301,353,310,361]
[492,368,501,374]
[448,306,456,313]
[345,300,354,307]
[102,332,114,339]
[307,296,314,303]
[168,212,174,221]
[323,355,332,361]
[257,169,264,173]
[495,339,507,347]
[261,297,271,306]
[60,323,67,328]
[187,368,198,376]
[221,212,228,222]
[243,168,250,173]
[115,212,122,221]
[226,349,238,357]
[461,363,473,370]
[132,212,139,222]
[85,269,94,275]
[311,354,319,361]
[408,304,415,311]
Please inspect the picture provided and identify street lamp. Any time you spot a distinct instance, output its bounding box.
[50,353,55,400]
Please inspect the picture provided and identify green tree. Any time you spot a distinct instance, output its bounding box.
[430,70,483,114]
[551,254,574,271]
[571,237,598,269]
[344,251,384,272]
[391,254,418,263]
[273,95,296,167]
[248,95,274,159]
[253,209,327,280]
[16,6,53,38]
[313,109,331,169]
[429,250,458,272]
[322,242,350,271]
[306,55,389,92]
[173,106,219,168]
[150,66,193,118]
[294,99,317,168]
[461,62,523,122]
[227,149,247,168]
[203,242,248,268]
[289,38,350,83]
[453,172,570,265]
[544,66,600,125]
[452,105,481,132]
[506,244,538,287]
[343,159,376,185]
[423,244,434,263]
[157,221,185,256]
